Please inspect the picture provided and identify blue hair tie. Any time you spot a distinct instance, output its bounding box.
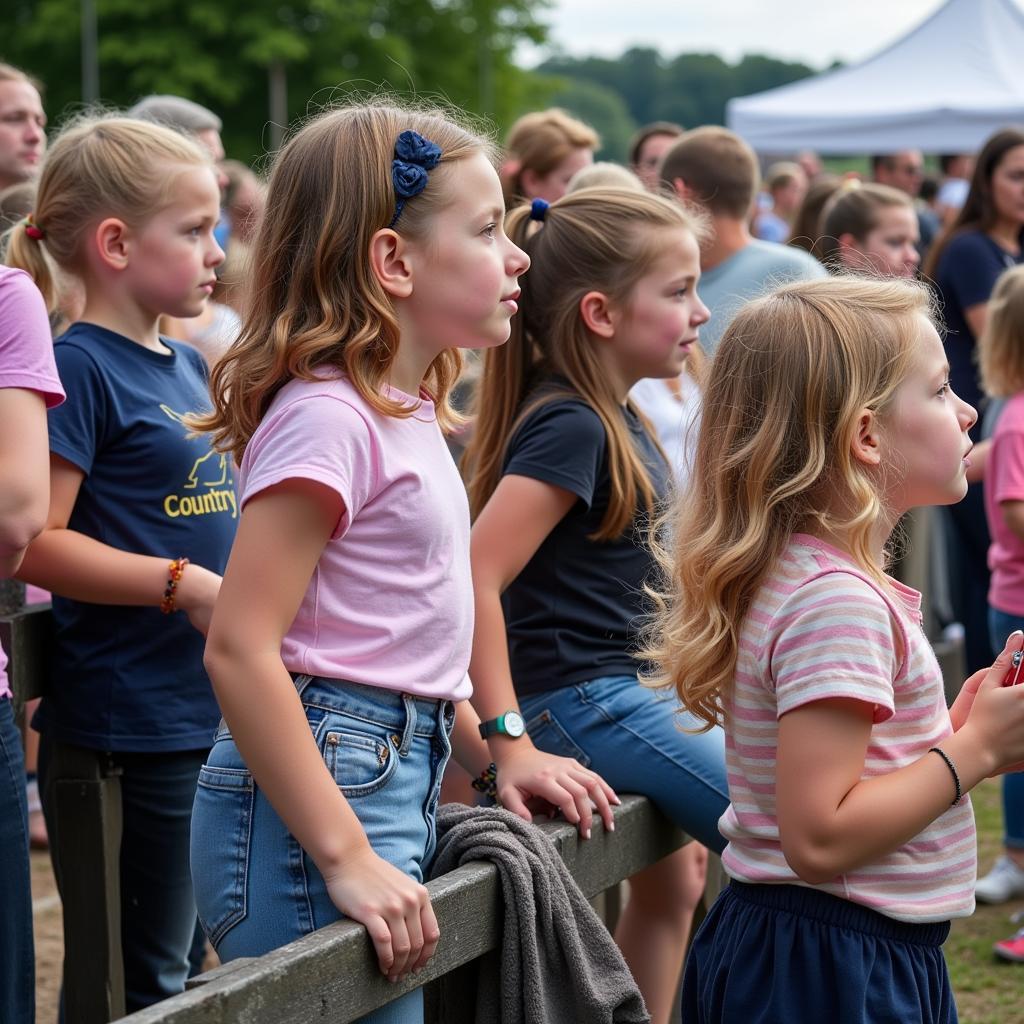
[530,198,549,222]
[389,130,443,229]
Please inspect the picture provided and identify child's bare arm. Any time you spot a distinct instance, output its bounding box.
[776,634,1024,883]
[17,453,220,631]
[469,473,618,835]
[204,478,437,981]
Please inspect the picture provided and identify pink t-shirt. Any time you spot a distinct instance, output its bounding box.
[986,392,1024,615]
[0,268,64,701]
[238,375,473,701]
[719,534,976,923]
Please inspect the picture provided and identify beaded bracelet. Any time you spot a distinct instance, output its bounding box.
[470,761,498,802]
[159,557,190,615]
[928,746,962,806]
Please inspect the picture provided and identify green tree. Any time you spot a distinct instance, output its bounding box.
[5,0,551,160]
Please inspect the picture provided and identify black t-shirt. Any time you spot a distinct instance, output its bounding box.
[501,392,670,696]
[933,229,1024,432]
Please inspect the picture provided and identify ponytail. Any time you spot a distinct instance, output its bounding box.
[4,219,57,311]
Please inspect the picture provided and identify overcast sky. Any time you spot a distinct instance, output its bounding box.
[527,0,953,67]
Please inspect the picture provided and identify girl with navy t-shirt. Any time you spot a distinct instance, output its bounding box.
[7,115,234,1011]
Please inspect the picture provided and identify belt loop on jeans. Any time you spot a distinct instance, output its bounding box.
[398,694,417,756]
[291,673,313,699]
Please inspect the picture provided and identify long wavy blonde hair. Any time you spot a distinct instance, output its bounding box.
[643,276,933,728]
[192,101,495,464]
[463,186,705,540]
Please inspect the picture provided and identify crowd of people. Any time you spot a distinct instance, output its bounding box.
[4,54,1024,1024]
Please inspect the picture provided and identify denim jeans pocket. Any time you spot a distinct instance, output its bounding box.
[319,722,400,798]
[524,708,592,768]
[192,763,254,948]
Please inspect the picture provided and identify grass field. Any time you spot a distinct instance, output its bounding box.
[948,778,1024,1024]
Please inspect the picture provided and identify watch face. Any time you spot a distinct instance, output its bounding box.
[503,711,525,737]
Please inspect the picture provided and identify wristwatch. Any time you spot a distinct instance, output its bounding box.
[478,711,526,740]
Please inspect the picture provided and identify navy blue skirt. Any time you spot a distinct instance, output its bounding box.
[682,881,957,1024]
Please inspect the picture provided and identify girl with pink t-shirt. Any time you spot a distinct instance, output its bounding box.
[976,265,1024,958]
[190,103,617,1024]
[648,275,1024,1021]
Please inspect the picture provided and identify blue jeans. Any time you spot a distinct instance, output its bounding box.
[0,697,33,1024]
[37,734,208,1016]
[989,607,1024,848]
[518,674,729,853]
[191,677,454,1024]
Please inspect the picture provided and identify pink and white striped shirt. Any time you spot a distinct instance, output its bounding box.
[719,533,976,922]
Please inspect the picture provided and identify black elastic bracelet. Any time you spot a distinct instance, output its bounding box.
[470,762,498,802]
[929,747,962,806]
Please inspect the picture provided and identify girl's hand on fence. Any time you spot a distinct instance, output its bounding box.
[322,846,439,982]
[494,745,620,838]
[175,564,222,637]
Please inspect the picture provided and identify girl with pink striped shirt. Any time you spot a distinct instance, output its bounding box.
[647,276,1024,1022]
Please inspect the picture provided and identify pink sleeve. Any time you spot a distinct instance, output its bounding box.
[770,572,898,722]
[0,268,64,407]
[240,395,378,539]
[991,428,1024,505]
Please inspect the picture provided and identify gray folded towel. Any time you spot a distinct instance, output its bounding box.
[429,803,650,1024]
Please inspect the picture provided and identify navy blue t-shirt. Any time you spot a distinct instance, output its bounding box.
[38,324,237,751]
[500,391,670,697]
[933,229,1024,432]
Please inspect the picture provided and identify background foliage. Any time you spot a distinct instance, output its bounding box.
[4,1,818,163]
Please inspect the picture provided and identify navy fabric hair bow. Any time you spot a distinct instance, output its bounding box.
[389,130,443,228]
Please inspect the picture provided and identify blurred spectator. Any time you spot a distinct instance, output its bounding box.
[129,95,229,195]
[222,159,265,247]
[818,182,920,278]
[796,149,824,183]
[567,161,644,193]
[0,181,34,234]
[872,149,940,261]
[924,128,1024,674]
[500,108,598,206]
[660,126,825,353]
[0,64,45,193]
[788,174,841,259]
[753,161,807,242]
[628,120,684,192]
[937,153,975,228]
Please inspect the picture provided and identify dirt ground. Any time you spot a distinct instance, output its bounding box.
[31,847,63,1024]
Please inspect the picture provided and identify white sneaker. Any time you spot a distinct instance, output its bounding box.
[976,855,1024,904]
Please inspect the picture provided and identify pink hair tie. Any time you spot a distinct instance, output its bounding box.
[23,214,44,241]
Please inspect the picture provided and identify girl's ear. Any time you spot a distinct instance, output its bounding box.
[671,177,692,203]
[93,218,131,272]
[369,228,413,299]
[579,290,617,339]
[850,407,882,467]
[837,232,860,266]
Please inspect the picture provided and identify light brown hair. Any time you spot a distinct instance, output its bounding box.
[500,108,599,206]
[3,114,209,311]
[818,182,914,271]
[788,174,841,258]
[659,126,759,219]
[643,276,933,728]
[463,187,704,540]
[980,265,1024,397]
[193,101,495,465]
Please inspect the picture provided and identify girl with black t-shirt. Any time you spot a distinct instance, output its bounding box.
[462,189,728,1024]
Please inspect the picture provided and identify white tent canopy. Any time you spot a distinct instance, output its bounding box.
[726,0,1024,154]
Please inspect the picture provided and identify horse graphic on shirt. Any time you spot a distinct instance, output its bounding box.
[159,404,228,489]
